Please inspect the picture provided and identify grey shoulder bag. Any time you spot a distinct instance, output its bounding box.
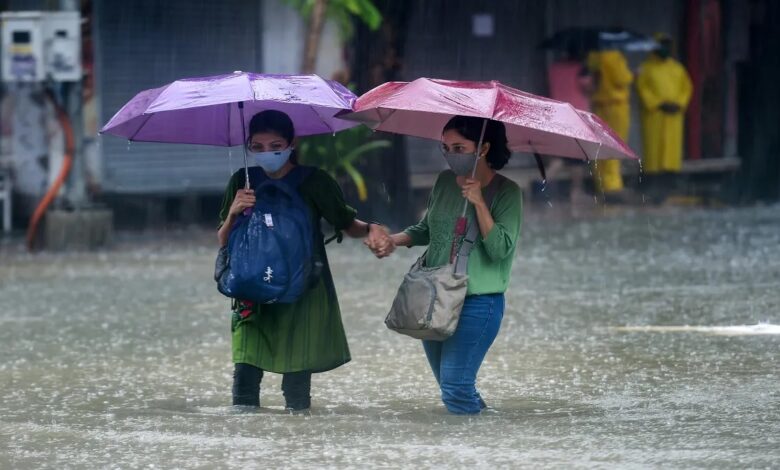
[385,175,506,341]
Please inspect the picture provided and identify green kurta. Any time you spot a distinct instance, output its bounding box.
[403,170,522,295]
[218,166,356,374]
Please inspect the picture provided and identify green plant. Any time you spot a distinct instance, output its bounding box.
[284,0,382,40]
[284,0,383,72]
[297,126,390,201]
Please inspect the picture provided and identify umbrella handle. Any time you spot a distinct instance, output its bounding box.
[460,119,488,217]
[449,216,468,264]
[239,101,250,190]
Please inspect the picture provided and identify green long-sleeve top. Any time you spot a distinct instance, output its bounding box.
[404,170,522,295]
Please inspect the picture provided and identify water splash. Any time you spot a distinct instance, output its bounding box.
[611,323,780,336]
[637,159,644,184]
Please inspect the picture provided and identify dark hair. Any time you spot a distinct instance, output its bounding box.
[443,116,511,170]
[248,110,295,144]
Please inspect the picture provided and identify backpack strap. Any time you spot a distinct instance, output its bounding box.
[286,166,344,245]
[454,174,507,275]
[251,165,315,202]
[242,165,314,191]
[241,166,268,190]
[324,232,344,245]
[280,165,316,189]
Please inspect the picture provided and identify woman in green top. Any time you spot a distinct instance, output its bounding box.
[371,116,522,414]
[219,110,391,411]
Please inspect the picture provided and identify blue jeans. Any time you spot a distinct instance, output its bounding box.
[423,293,505,414]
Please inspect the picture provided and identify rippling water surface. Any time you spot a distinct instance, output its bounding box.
[1,205,778,468]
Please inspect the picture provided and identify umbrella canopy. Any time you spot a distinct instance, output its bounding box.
[539,27,658,54]
[575,109,637,162]
[100,72,359,146]
[340,78,638,161]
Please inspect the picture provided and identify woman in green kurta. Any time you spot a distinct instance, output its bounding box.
[218,110,392,410]
[369,116,522,414]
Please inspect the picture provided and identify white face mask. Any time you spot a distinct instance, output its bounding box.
[250,147,293,173]
[443,152,478,177]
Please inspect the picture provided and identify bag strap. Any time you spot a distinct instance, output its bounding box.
[245,165,314,191]
[239,166,268,190]
[454,174,507,275]
[282,165,315,189]
[254,165,314,193]
[285,166,342,245]
[324,232,343,245]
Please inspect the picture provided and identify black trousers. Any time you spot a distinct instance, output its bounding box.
[232,363,312,410]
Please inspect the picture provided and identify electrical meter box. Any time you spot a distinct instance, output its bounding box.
[1,11,82,82]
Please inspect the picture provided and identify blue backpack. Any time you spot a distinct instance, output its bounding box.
[215,166,322,304]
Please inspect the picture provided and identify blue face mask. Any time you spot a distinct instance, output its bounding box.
[250,147,293,173]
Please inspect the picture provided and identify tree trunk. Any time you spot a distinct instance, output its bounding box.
[302,0,329,73]
[349,0,415,227]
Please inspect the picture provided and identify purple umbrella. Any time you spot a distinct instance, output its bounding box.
[100,71,358,188]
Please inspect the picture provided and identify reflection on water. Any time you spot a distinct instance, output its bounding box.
[1,205,778,468]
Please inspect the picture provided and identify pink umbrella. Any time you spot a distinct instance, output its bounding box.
[574,109,637,161]
[341,77,639,263]
[340,77,638,161]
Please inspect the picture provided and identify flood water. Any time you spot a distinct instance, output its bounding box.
[1,204,778,468]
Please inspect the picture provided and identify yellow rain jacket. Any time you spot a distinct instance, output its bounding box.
[637,54,693,174]
[588,50,634,192]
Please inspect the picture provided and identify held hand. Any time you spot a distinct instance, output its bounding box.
[365,227,395,258]
[460,178,486,208]
[229,189,256,216]
[364,225,395,259]
[369,238,396,258]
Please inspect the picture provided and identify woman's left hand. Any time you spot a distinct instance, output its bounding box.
[364,224,395,258]
[460,178,486,208]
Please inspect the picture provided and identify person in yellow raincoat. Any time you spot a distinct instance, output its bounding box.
[637,34,693,176]
[588,49,634,196]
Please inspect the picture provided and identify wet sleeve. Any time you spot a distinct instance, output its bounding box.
[481,183,523,262]
[637,66,661,111]
[218,171,241,228]
[403,198,431,247]
[403,174,442,247]
[312,169,357,231]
